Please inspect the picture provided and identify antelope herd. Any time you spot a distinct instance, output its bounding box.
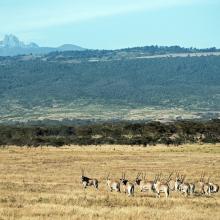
[81,170,219,198]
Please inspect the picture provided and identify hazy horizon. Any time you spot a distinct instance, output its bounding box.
[0,0,219,49]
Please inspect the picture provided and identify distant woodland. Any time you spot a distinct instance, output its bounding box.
[0,55,220,112]
[0,120,219,146]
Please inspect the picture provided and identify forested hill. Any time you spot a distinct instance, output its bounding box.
[0,55,220,123]
[42,45,220,62]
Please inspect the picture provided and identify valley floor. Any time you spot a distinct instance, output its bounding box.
[0,144,220,219]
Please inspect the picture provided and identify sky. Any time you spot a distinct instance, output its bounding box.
[0,0,219,49]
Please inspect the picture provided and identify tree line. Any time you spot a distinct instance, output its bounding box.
[0,120,219,147]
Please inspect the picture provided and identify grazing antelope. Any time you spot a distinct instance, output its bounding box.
[207,177,219,194]
[120,172,135,196]
[209,183,219,193]
[81,169,98,189]
[189,182,196,195]
[198,173,211,196]
[175,173,195,196]
[153,174,169,198]
[171,171,182,191]
[179,176,190,197]
[168,178,176,191]
[162,172,175,191]
[106,173,121,192]
[175,172,182,191]
[135,172,155,193]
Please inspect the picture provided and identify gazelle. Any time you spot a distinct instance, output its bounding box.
[106,173,121,192]
[81,169,98,189]
[198,173,211,195]
[153,174,169,198]
[135,172,154,193]
[120,172,135,196]
[207,177,219,194]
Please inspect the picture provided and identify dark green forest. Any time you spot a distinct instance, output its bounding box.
[45,45,220,60]
[0,120,219,146]
[0,55,220,110]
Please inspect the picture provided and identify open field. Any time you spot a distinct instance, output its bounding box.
[0,144,220,220]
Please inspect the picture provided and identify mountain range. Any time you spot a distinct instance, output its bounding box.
[0,34,85,56]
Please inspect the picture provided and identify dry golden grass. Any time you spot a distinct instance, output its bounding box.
[0,144,220,220]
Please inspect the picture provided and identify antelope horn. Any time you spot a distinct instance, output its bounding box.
[137,172,141,178]
[106,172,110,179]
[182,175,186,182]
[202,172,205,181]
[201,172,203,179]
[176,172,178,178]
[167,172,173,182]
[200,172,204,181]
[180,175,184,182]
[207,176,210,183]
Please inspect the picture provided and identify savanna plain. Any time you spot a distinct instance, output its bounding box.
[0,144,219,220]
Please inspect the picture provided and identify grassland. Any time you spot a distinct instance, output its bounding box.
[0,100,205,123]
[0,144,219,220]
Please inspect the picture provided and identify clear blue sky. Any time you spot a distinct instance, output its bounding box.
[0,0,219,49]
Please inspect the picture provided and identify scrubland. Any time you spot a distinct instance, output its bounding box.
[0,144,219,220]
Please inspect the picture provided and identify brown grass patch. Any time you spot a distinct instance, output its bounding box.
[0,144,219,219]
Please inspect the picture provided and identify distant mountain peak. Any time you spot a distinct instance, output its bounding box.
[3,34,22,48]
[58,44,85,51]
[0,34,85,56]
[0,34,39,49]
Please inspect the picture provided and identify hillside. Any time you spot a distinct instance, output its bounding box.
[0,53,220,123]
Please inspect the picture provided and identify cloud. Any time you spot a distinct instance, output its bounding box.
[0,0,207,32]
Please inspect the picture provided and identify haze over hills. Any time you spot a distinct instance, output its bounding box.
[1,34,220,57]
[0,34,85,56]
